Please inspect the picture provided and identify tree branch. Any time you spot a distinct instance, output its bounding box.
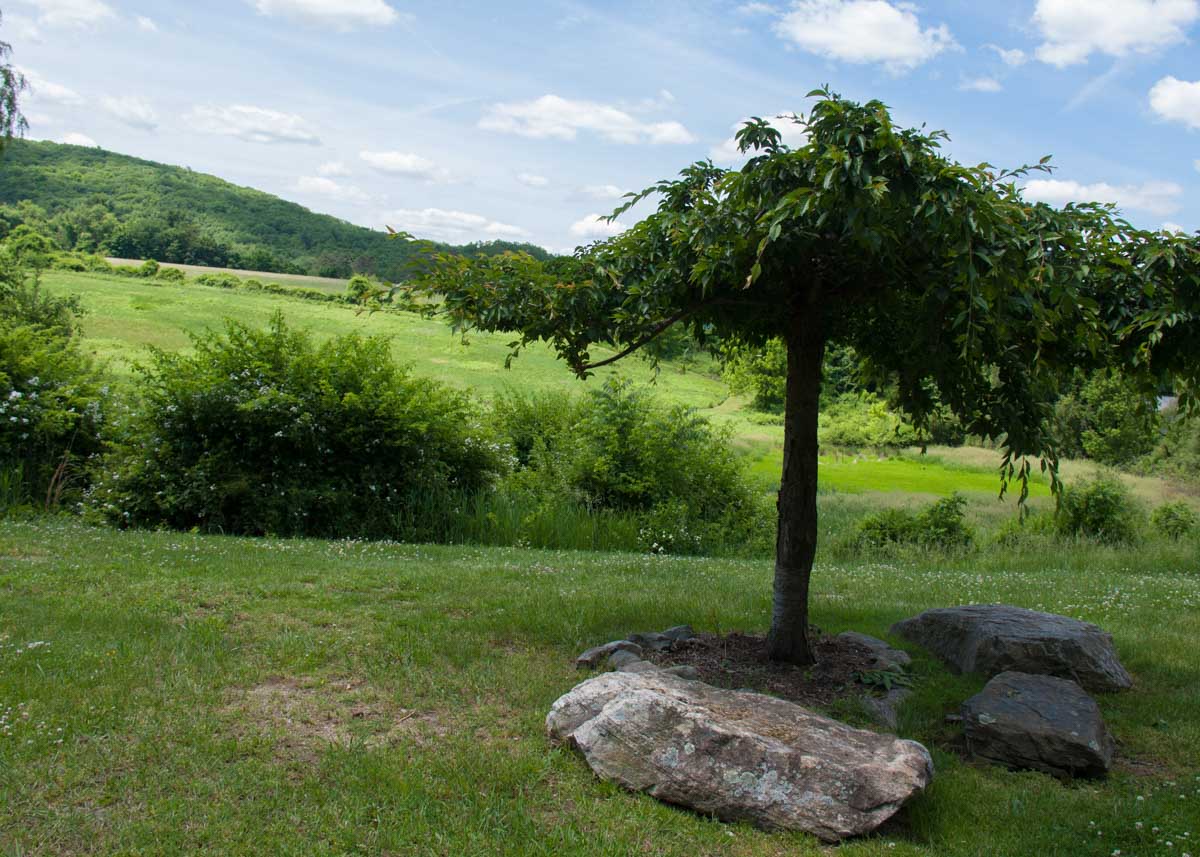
[580,302,708,372]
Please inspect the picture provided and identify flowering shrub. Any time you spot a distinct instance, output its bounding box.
[91,314,502,536]
[0,255,105,508]
[0,323,106,507]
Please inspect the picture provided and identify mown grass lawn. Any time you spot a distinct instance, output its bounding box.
[2,518,1197,856]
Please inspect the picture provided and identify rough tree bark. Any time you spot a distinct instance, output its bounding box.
[767,301,824,665]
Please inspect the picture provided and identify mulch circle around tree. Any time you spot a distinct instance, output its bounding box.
[645,630,881,711]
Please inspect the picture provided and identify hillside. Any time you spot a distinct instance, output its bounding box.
[0,139,549,280]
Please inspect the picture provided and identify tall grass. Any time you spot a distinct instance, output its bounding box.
[391,487,644,553]
[0,463,26,514]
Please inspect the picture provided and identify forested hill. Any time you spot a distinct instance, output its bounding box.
[0,139,550,280]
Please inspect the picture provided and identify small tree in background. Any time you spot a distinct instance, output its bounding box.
[0,14,28,153]
[407,89,1198,664]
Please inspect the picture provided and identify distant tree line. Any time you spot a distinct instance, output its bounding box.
[0,139,551,280]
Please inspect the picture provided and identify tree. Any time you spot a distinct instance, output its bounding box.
[0,14,28,152]
[407,89,1199,664]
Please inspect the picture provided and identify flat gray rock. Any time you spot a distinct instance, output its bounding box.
[575,640,643,670]
[606,649,643,669]
[891,605,1132,692]
[547,670,933,842]
[837,631,912,671]
[961,671,1115,778]
[627,631,674,653]
[661,625,696,643]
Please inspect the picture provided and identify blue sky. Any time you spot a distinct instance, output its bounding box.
[7,0,1200,251]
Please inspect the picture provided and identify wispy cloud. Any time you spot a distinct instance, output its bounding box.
[480,94,695,144]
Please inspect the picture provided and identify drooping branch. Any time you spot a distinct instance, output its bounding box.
[579,299,711,372]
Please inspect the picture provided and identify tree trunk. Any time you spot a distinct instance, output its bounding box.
[767,307,824,665]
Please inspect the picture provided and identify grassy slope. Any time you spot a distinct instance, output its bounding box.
[44,270,728,412]
[1,518,1197,856]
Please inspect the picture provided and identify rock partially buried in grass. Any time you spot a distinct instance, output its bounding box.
[861,687,913,732]
[891,604,1133,692]
[836,631,912,672]
[961,671,1115,778]
[546,670,934,842]
[575,640,643,670]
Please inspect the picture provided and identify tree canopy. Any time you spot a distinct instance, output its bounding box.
[409,89,1199,664]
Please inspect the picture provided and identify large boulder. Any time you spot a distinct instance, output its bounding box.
[547,670,933,842]
[961,671,1115,778]
[891,605,1132,692]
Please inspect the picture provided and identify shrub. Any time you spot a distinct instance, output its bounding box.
[490,388,580,469]
[240,278,264,291]
[915,494,973,548]
[194,272,241,289]
[92,315,501,537]
[489,379,760,554]
[290,287,334,302]
[1151,502,1197,540]
[819,393,917,449]
[854,493,972,550]
[137,259,160,278]
[0,321,106,508]
[1055,475,1143,545]
[854,507,918,547]
[83,254,114,274]
[156,266,186,283]
[50,253,87,272]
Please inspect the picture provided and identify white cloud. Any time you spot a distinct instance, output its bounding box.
[516,172,550,188]
[1149,76,1200,130]
[16,67,81,105]
[480,94,696,144]
[187,105,320,145]
[773,0,958,73]
[985,44,1027,66]
[1162,221,1187,232]
[1032,0,1198,67]
[710,112,809,163]
[317,161,350,177]
[294,175,367,203]
[959,76,1002,93]
[135,15,158,32]
[1023,178,1184,217]
[569,213,627,239]
[359,150,451,181]
[1195,159,1200,172]
[60,131,97,146]
[24,0,114,28]
[580,183,629,200]
[250,0,406,30]
[101,95,157,131]
[737,2,777,14]
[383,208,529,242]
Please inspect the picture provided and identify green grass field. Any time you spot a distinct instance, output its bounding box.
[1,518,1197,855]
[44,270,730,415]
